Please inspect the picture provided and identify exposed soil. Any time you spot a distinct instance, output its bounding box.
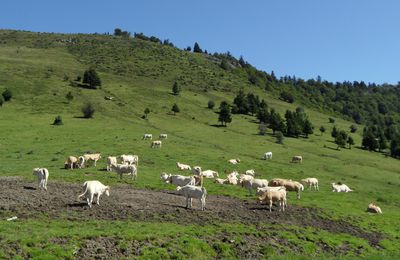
[0,177,384,258]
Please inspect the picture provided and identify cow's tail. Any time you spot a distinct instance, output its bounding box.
[77,181,88,201]
[201,186,207,197]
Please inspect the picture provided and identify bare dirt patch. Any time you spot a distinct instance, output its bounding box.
[0,177,382,249]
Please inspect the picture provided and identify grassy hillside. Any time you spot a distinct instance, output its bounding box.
[0,30,400,259]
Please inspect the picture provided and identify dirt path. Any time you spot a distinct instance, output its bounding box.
[0,177,382,247]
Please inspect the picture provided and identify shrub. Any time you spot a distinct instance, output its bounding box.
[0,95,4,107]
[207,100,215,109]
[2,89,13,101]
[144,108,150,118]
[276,131,284,144]
[328,117,335,123]
[66,91,74,102]
[53,116,63,125]
[350,124,357,133]
[172,82,180,95]
[279,91,294,103]
[171,103,180,115]
[83,68,101,89]
[82,102,95,118]
[259,122,267,135]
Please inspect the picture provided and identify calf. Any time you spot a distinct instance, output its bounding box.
[176,185,207,211]
[32,168,49,191]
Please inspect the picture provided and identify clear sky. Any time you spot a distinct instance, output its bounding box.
[1,0,399,84]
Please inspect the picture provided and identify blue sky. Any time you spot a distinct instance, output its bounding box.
[1,0,399,84]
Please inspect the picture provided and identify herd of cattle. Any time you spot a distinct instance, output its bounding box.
[31,133,383,214]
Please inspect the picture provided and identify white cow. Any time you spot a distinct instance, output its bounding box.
[83,153,101,167]
[111,164,137,180]
[259,189,287,212]
[227,171,239,185]
[256,186,286,196]
[240,175,269,195]
[106,156,118,171]
[262,152,273,160]
[159,134,168,139]
[77,180,110,208]
[176,162,191,171]
[160,173,196,186]
[143,134,153,140]
[176,185,207,211]
[151,140,162,148]
[301,178,319,191]
[291,155,303,163]
[32,168,49,191]
[65,156,78,170]
[331,183,353,192]
[245,169,256,176]
[228,158,240,164]
[192,166,202,176]
[120,154,139,166]
[201,170,219,178]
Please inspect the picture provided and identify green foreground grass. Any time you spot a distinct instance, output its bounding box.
[0,30,400,258]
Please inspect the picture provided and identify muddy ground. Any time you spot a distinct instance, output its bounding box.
[0,177,383,258]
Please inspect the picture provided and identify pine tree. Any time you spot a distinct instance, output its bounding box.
[269,109,285,134]
[232,89,248,114]
[171,103,180,115]
[303,119,314,138]
[319,126,326,136]
[144,108,150,118]
[172,82,180,95]
[347,136,355,149]
[335,130,348,150]
[331,126,338,138]
[193,42,202,53]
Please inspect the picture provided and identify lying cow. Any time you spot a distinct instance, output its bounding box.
[331,183,353,192]
[201,170,219,178]
[32,168,49,191]
[367,203,382,214]
[228,158,240,164]
[176,162,191,171]
[77,180,110,208]
[176,185,207,211]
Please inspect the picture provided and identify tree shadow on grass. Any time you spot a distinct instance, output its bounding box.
[73,116,91,119]
[210,124,227,128]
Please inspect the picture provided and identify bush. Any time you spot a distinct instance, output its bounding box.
[279,91,294,103]
[2,89,13,101]
[82,102,95,118]
[144,108,150,118]
[0,95,4,107]
[259,122,267,135]
[207,100,215,109]
[350,124,357,133]
[328,117,335,123]
[172,82,180,95]
[66,91,74,102]
[53,116,63,125]
[171,103,180,115]
[276,131,284,144]
[83,68,101,89]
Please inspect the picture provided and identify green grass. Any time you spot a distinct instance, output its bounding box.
[0,30,400,258]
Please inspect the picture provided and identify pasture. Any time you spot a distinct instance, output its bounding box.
[0,30,400,259]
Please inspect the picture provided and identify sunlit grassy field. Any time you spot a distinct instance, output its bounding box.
[0,30,399,259]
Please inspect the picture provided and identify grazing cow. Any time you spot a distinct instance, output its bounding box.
[259,189,287,212]
[106,156,118,171]
[111,164,138,180]
[77,180,110,208]
[269,179,304,199]
[143,134,153,140]
[228,158,240,164]
[331,183,353,192]
[32,168,49,191]
[78,156,85,169]
[83,153,101,167]
[262,152,273,160]
[160,173,196,186]
[159,134,168,139]
[176,185,207,211]
[245,169,256,176]
[120,154,139,166]
[367,203,382,214]
[192,166,202,176]
[201,170,219,178]
[65,156,78,170]
[301,178,319,191]
[291,156,303,163]
[176,162,191,171]
[151,140,162,148]
[240,175,269,195]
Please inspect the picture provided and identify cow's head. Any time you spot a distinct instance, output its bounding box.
[104,186,110,196]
